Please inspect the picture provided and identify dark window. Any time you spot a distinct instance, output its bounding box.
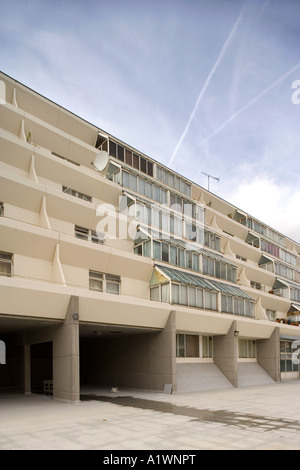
[134,244,143,255]
[95,135,107,151]
[186,335,199,357]
[147,161,153,177]
[109,140,117,157]
[117,145,124,161]
[162,243,169,262]
[0,252,12,277]
[75,226,89,240]
[125,149,132,165]
[140,157,147,173]
[133,154,139,169]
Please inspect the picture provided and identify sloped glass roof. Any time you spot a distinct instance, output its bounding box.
[154,265,253,300]
[155,265,218,290]
[273,278,300,290]
[208,279,254,300]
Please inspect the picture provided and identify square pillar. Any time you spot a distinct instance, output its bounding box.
[213,321,238,387]
[53,296,80,403]
[148,310,177,392]
[257,327,280,382]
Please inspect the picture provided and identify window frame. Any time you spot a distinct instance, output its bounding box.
[89,270,120,295]
[0,251,13,277]
[62,186,92,202]
[75,225,104,244]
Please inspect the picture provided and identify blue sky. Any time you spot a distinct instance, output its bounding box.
[1,0,300,242]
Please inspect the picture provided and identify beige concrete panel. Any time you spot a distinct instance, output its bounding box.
[14,255,53,283]
[0,218,58,260]
[259,293,291,312]
[0,277,72,319]
[59,238,112,272]
[3,78,61,128]
[0,170,45,213]
[24,112,98,168]
[207,209,247,240]
[105,238,133,252]
[78,293,171,329]
[225,236,263,264]
[238,264,275,288]
[121,277,149,299]
[48,217,74,236]
[0,161,29,179]
[24,113,72,157]
[0,102,25,137]
[97,250,153,280]
[1,74,92,145]
[52,244,66,285]
[67,136,98,167]
[56,109,98,146]
[4,204,40,227]
[77,165,122,207]
[278,324,300,339]
[35,152,82,190]
[62,265,88,289]
[37,176,62,192]
[59,235,153,280]
[176,309,233,335]
[45,188,97,228]
[235,319,276,339]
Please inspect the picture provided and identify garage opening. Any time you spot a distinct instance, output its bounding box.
[79,316,175,393]
[30,342,53,394]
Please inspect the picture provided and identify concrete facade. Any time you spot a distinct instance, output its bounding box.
[0,72,300,402]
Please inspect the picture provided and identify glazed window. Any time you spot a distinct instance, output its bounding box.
[239,339,256,358]
[75,226,104,244]
[176,334,199,358]
[0,252,13,277]
[62,186,92,202]
[89,271,120,295]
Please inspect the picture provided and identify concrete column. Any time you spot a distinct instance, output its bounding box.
[13,339,31,394]
[148,310,177,392]
[213,321,238,387]
[257,327,280,382]
[23,344,31,394]
[52,296,80,403]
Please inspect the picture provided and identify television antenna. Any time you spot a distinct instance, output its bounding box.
[201,172,220,192]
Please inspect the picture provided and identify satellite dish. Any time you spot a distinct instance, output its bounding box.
[92,150,109,172]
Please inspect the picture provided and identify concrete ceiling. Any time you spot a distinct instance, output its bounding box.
[0,315,62,334]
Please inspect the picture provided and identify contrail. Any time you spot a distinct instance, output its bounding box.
[196,62,300,148]
[168,8,244,167]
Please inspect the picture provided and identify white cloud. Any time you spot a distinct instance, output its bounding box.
[221,175,300,243]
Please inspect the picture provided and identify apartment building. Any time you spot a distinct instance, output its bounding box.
[0,71,299,403]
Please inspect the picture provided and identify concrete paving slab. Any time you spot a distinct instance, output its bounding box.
[1,381,300,450]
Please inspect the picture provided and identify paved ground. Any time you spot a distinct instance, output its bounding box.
[1,381,300,451]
